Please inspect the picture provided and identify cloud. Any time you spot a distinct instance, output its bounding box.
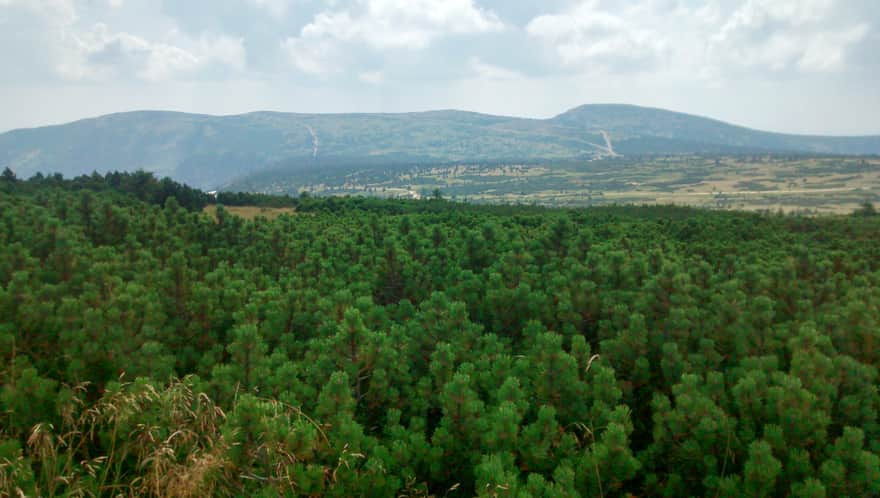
[1,0,879,135]
[469,57,522,80]
[718,0,835,30]
[198,33,247,70]
[283,0,503,75]
[526,0,874,77]
[0,0,247,82]
[710,0,871,74]
[282,36,339,75]
[526,1,671,70]
[297,0,504,50]
[61,24,246,81]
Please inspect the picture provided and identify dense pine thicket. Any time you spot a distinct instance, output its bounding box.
[1,172,879,497]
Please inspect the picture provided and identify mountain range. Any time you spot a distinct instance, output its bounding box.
[2,104,878,190]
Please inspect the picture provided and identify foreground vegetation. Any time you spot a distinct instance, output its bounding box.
[1,171,879,496]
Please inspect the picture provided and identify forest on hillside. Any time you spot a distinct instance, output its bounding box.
[1,171,879,497]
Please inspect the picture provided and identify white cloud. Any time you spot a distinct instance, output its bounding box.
[284,0,503,74]
[361,0,504,42]
[139,44,201,81]
[796,26,870,72]
[469,57,521,80]
[198,33,247,70]
[282,37,339,75]
[57,23,246,81]
[710,0,870,74]
[718,0,835,32]
[526,0,872,77]
[0,0,247,82]
[526,1,670,69]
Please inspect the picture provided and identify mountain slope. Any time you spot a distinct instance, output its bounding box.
[554,104,880,155]
[1,104,878,189]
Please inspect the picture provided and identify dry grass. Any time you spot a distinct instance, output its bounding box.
[203,205,297,221]
[0,379,340,497]
[0,380,233,498]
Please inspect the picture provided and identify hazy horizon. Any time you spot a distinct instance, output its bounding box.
[2,1,879,135]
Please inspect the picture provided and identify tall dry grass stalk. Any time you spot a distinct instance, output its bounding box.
[2,378,234,497]
[1,378,347,497]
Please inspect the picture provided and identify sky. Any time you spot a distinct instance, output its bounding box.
[1,0,878,135]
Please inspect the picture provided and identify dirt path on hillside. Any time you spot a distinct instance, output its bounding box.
[305,125,319,158]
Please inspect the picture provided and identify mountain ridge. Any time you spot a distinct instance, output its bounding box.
[9,104,878,138]
[553,104,880,138]
[2,104,878,190]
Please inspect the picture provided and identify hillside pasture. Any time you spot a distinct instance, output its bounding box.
[203,204,297,220]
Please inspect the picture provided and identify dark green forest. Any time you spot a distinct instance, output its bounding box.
[1,171,879,497]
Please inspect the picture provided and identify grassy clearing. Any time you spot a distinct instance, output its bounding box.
[203,204,297,221]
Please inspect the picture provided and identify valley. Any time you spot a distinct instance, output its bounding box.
[230,154,880,214]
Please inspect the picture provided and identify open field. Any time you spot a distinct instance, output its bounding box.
[203,204,296,220]
[237,155,880,214]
